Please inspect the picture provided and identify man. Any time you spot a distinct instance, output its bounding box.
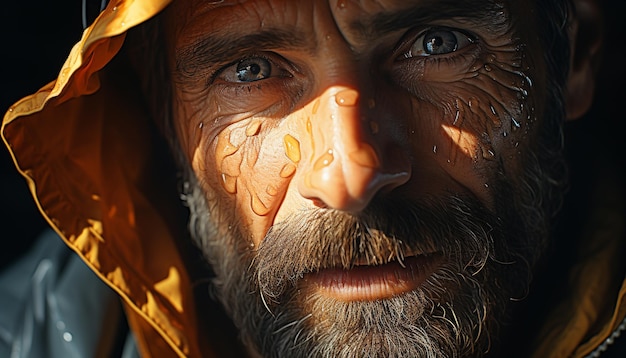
[1,0,624,357]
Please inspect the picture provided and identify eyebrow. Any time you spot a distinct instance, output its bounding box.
[175,28,309,83]
[355,0,510,37]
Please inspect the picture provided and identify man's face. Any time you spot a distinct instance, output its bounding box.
[164,0,558,356]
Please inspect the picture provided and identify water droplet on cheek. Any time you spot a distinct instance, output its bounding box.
[266,185,278,196]
[369,121,379,134]
[284,135,301,163]
[246,121,261,137]
[280,163,297,178]
[251,194,271,216]
[221,173,237,193]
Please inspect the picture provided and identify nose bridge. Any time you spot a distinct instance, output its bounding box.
[298,86,410,212]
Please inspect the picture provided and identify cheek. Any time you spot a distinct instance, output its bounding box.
[396,48,538,203]
[190,114,299,246]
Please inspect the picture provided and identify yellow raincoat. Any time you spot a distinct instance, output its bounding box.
[2,0,625,357]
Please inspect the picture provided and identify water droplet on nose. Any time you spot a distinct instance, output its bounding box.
[314,149,335,171]
[284,134,301,163]
[335,89,359,107]
[221,173,237,193]
[280,163,296,178]
[312,99,320,115]
[246,120,261,137]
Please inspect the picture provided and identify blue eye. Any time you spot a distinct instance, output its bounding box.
[405,28,473,57]
[236,58,271,82]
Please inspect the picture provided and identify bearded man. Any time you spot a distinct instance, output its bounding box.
[2,0,624,357]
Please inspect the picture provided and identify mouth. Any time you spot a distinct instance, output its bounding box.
[303,253,443,302]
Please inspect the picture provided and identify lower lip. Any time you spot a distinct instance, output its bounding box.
[304,254,442,302]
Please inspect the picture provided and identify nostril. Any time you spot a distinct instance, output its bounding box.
[311,199,328,208]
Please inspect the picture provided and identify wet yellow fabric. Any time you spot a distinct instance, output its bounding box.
[2,0,624,357]
[1,0,209,356]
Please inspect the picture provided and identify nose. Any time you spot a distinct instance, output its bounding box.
[298,87,411,212]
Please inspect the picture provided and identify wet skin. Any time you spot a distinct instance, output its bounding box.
[165,0,546,301]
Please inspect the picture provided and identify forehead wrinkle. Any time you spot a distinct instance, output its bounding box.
[350,0,509,38]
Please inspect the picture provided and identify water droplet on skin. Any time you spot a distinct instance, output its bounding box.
[312,99,320,115]
[284,134,301,163]
[112,6,117,11]
[484,183,489,188]
[490,105,497,115]
[221,173,237,193]
[349,144,379,168]
[511,117,521,130]
[198,122,204,129]
[369,121,379,134]
[325,34,332,41]
[246,120,261,137]
[306,118,312,134]
[488,54,497,63]
[216,132,238,158]
[484,64,492,72]
[503,131,508,137]
[314,149,335,171]
[433,145,437,154]
[337,0,347,9]
[453,110,460,125]
[468,98,476,108]
[266,185,278,196]
[336,89,359,106]
[251,194,271,216]
[280,163,297,178]
[63,332,73,342]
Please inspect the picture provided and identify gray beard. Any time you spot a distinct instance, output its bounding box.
[181,162,550,357]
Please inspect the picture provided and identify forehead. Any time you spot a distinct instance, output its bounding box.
[167,0,517,42]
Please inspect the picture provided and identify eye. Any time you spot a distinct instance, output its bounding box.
[219,57,273,83]
[405,28,474,57]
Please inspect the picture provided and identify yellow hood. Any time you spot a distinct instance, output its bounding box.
[1,0,208,356]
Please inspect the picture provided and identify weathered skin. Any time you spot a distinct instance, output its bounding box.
[166,0,544,251]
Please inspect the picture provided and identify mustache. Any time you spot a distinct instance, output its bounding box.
[252,194,501,301]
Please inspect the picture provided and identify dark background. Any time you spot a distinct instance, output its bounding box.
[0,1,624,270]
